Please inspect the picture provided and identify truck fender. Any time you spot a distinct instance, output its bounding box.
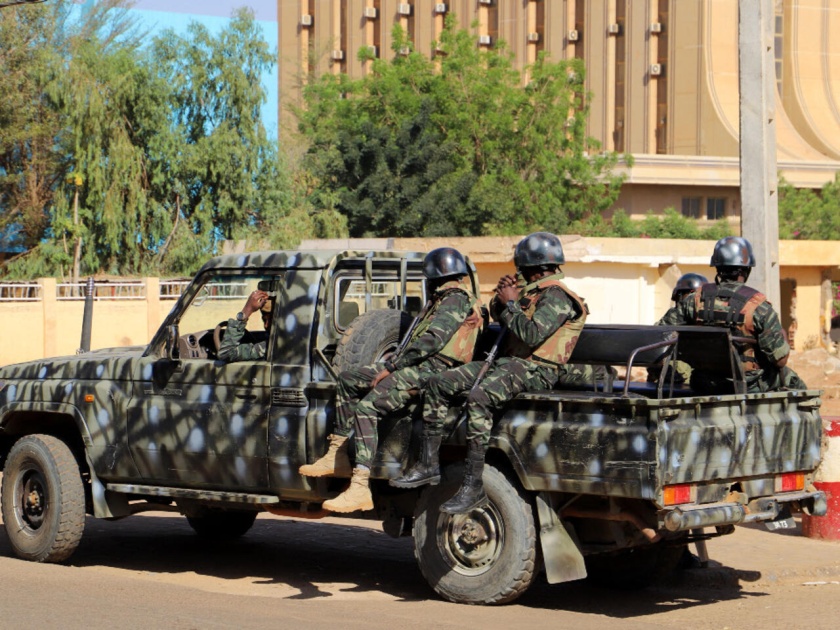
[0,401,94,447]
[535,493,587,584]
[0,402,128,519]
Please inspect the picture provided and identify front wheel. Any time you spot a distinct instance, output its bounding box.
[413,464,537,605]
[1,434,86,563]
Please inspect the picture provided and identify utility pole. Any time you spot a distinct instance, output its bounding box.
[739,0,781,308]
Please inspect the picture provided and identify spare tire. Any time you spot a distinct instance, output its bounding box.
[333,308,414,373]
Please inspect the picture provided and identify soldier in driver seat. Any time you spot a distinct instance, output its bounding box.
[218,289,273,362]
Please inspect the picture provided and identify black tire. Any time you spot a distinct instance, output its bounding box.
[333,308,413,373]
[1,434,85,563]
[186,509,258,540]
[413,464,537,605]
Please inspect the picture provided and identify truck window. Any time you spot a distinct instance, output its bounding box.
[334,275,425,331]
[178,272,282,345]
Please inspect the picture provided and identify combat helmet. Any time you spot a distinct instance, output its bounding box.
[671,273,708,302]
[710,236,755,269]
[422,247,468,280]
[514,232,565,270]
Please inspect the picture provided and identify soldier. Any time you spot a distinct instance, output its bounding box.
[299,247,484,513]
[648,273,708,384]
[665,273,708,311]
[404,232,588,514]
[658,236,806,393]
[218,289,273,362]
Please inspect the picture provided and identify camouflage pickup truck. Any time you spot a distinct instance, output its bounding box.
[0,249,827,606]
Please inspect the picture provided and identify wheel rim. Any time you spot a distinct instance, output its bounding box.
[16,465,49,532]
[438,503,504,576]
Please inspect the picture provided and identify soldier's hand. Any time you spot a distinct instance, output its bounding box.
[497,284,519,304]
[370,369,391,388]
[495,275,517,293]
[243,290,269,317]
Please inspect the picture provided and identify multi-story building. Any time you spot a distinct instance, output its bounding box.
[277,0,840,226]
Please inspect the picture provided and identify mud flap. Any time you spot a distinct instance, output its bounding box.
[536,493,587,584]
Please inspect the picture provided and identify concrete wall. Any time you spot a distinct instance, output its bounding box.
[3,237,835,365]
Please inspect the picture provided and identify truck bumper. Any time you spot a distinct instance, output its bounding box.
[662,490,827,533]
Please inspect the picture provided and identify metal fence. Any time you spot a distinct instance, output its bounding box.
[0,283,41,302]
[0,279,192,302]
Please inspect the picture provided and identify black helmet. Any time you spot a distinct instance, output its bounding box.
[710,236,755,268]
[514,232,565,269]
[423,247,468,280]
[671,273,707,302]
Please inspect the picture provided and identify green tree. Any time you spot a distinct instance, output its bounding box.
[141,8,291,274]
[2,5,308,279]
[297,20,624,238]
[779,174,840,240]
[0,0,138,268]
[571,208,732,240]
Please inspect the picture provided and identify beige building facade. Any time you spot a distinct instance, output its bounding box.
[277,0,840,222]
[2,236,839,366]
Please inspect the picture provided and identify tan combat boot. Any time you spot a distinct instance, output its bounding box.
[322,467,374,513]
[299,434,352,477]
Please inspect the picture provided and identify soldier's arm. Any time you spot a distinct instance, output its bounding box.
[390,291,471,370]
[753,304,791,367]
[498,287,575,347]
[218,319,267,362]
[657,293,696,326]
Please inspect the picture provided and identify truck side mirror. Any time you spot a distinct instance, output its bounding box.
[165,324,181,361]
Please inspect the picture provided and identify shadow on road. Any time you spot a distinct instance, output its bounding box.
[0,512,771,615]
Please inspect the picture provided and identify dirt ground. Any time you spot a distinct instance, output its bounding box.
[787,348,840,417]
[1,511,840,629]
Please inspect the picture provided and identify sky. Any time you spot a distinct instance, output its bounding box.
[128,0,279,135]
[130,0,276,20]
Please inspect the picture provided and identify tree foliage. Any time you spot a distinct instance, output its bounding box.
[779,174,840,240]
[572,208,733,240]
[1,2,319,280]
[297,20,625,238]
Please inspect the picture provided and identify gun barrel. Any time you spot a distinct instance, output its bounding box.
[78,277,95,353]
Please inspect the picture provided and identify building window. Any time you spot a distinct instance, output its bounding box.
[707,198,726,220]
[681,197,701,219]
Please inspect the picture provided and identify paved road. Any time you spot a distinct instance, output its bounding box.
[0,512,839,630]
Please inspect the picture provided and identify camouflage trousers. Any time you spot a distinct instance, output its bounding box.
[423,357,559,448]
[335,357,449,468]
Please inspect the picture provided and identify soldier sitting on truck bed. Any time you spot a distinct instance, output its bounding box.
[648,272,708,385]
[404,232,589,514]
[299,247,484,513]
[658,236,806,393]
[218,289,273,362]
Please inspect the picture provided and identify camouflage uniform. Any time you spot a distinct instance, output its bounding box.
[658,281,806,393]
[423,273,587,446]
[217,319,267,362]
[339,279,482,468]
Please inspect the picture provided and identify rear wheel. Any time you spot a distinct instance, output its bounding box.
[1,434,85,563]
[333,309,413,373]
[413,464,537,605]
[186,509,258,540]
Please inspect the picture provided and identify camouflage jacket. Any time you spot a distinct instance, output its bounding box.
[388,284,479,372]
[218,318,268,362]
[491,274,583,365]
[658,280,790,382]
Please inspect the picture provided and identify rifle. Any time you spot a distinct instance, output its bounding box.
[446,325,508,440]
[387,298,433,365]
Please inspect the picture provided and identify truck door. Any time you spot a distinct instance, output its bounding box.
[128,272,279,490]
